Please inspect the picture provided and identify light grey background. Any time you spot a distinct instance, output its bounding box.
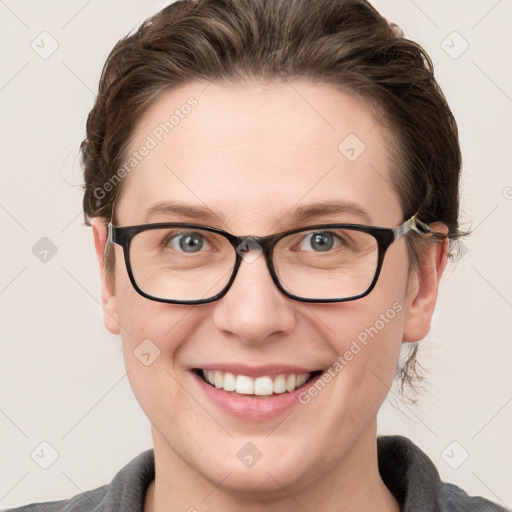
[1,0,511,508]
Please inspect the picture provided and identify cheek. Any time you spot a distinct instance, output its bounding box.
[323,296,405,379]
[308,266,408,413]
[112,271,196,408]
[315,245,408,360]
[112,253,188,354]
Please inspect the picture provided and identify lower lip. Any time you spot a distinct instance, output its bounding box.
[192,371,323,421]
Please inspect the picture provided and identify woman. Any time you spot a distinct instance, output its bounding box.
[6,0,508,510]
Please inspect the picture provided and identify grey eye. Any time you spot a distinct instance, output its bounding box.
[171,232,206,253]
[302,232,335,252]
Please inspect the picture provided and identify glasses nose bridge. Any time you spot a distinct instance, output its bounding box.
[228,233,279,285]
[250,234,276,253]
[230,232,276,257]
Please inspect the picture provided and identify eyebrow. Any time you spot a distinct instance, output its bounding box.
[289,201,372,225]
[144,202,221,223]
[143,200,372,225]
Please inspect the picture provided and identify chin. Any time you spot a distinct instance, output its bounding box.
[191,437,315,496]
[207,461,307,497]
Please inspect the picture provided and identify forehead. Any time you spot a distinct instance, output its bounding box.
[116,80,401,230]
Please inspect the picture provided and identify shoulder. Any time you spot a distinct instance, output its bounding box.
[2,486,108,512]
[377,435,509,512]
[2,449,155,512]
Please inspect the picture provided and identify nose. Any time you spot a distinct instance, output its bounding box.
[212,250,296,345]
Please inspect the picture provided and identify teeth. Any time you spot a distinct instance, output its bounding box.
[201,370,313,395]
[214,371,223,388]
[273,374,287,393]
[254,376,274,395]
[223,372,236,391]
[235,375,253,394]
[286,374,296,392]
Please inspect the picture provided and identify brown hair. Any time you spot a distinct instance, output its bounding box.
[81,0,464,397]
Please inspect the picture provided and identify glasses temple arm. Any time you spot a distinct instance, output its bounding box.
[393,214,431,240]
[104,223,114,262]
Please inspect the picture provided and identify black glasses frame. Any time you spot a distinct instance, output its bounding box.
[107,214,430,305]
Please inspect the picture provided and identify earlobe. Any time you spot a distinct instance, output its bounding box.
[91,218,121,335]
[402,225,449,343]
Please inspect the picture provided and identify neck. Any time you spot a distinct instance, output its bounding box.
[145,423,399,512]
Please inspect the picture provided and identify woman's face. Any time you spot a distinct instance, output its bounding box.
[93,80,440,495]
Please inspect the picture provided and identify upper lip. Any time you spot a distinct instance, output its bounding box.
[193,363,323,378]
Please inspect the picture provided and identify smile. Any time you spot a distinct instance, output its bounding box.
[195,368,322,396]
[190,363,327,420]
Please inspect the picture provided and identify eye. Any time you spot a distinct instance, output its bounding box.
[300,231,341,252]
[167,231,210,253]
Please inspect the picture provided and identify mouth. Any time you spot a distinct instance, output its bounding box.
[193,368,323,397]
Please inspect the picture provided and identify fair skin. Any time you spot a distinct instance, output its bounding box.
[92,80,448,512]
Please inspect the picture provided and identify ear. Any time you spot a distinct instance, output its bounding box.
[402,223,449,343]
[91,218,120,335]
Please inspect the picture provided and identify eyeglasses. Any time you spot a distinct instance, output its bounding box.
[106,214,430,304]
